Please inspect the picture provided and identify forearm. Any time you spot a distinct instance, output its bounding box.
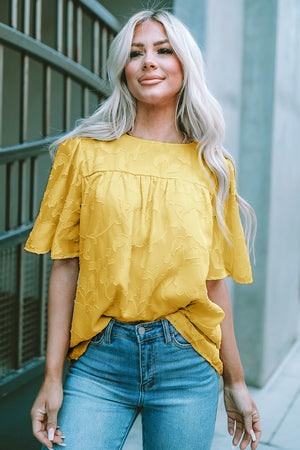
[44,258,79,382]
[206,279,245,386]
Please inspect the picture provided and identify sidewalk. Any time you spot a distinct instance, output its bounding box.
[123,337,300,450]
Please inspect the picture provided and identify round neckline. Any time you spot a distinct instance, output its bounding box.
[122,133,196,147]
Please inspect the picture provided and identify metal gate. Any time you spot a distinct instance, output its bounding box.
[0,0,119,391]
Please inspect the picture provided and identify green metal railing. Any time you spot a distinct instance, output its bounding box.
[0,0,119,389]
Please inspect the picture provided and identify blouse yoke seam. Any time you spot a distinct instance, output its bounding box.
[82,168,212,192]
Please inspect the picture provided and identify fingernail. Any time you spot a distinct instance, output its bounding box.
[231,446,237,449]
[250,430,256,442]
[48,428,55,441]
[61,435,66,438]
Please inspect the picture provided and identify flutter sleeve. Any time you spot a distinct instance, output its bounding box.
[207,161,253,284]
[24,138,82,259]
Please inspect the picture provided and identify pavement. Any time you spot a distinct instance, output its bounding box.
[122,329,300,450]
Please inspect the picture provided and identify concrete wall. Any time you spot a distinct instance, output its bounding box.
[262,0,300,382]
[175,0,300,387]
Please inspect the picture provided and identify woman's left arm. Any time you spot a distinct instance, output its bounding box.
[206,279,262,450]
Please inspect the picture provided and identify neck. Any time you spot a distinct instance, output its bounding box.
[131,103,184,143]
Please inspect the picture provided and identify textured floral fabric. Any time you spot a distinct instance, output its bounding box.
[25,135,253,374]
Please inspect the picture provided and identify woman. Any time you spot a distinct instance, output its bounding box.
[26,10,261,450]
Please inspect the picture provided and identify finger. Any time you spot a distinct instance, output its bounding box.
[232,421,243,447]
[246,409,261,450]
[251,418,262,450]
[31,407,53,448]
[251,432,262,450]
[53,428,66,445]
[239,431,251,450]
[46,407,58,445]
[227,416,235,436]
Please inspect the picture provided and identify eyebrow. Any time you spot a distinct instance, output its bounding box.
[131,39,170,47]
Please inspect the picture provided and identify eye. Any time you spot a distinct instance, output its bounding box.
[129,50,143,58]
[157,47,174,55]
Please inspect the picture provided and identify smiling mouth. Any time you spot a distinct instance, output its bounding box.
[139,77,164,85]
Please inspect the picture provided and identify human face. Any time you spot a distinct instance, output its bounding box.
[124,21,183,109]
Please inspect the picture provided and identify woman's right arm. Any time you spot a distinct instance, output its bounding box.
[31,258,79,449]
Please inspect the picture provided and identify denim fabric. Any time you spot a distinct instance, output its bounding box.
[45,320,219,450]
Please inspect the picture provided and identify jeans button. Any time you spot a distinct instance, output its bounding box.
[138,326,146,335]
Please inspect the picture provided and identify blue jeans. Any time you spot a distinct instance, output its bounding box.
[47,319,219,450]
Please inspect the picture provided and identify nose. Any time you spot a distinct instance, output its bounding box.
[143,52,157,70]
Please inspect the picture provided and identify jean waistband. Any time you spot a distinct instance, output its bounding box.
[103,319,172,345]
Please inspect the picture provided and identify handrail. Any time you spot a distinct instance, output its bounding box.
[0,223,33,248]
[0,136,55,161]
[0,23,111,95]
[79,0,120,32]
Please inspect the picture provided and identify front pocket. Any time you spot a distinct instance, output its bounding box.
[90,330,105,346]
[169,324,193,349]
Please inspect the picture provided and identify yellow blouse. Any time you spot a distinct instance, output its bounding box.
[25,134,253,375]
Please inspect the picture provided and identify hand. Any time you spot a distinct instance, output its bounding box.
[31,379,65,449]
[223,382,262,449]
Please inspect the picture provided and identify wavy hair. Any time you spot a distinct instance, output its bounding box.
[50,9,256,254]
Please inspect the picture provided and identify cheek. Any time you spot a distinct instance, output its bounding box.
[171,61,183,87]
[124,63,136,88]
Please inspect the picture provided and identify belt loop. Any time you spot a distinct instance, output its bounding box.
[161,320,172,344]
[104,319,115,344]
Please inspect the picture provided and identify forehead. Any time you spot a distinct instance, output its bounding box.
[132,21,168,43]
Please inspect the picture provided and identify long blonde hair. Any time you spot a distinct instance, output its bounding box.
[50,9,256,253]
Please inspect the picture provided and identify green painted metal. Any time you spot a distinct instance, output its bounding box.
[0,0,119,390]
[0,23,111,96]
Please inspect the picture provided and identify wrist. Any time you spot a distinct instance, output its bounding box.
[222,369,245,388]
[44,365,64,384]
[223,379,247,390]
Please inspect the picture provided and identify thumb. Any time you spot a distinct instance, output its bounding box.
[46,409,58,442]
[244,412,256,441]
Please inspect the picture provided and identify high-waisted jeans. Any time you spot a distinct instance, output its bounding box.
[46,319,219,450]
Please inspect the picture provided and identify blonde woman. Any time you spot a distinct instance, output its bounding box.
[26,10,261,450]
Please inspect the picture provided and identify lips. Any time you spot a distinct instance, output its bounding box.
[138,75,164,85]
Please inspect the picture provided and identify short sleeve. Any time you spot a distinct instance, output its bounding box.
[207,161,253,283]
[24,138,82,259]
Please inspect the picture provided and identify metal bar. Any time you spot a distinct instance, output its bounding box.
[17,244,24,368]
[83,87,89,117]
[22,55,29,142]
[0,137,52,162]
[24,0,31,36]
[0,222,34,248]
[45,66,51,136]
[31,155,39,218]
[35,0,42,41]
[11,0,18,29]
[65,76,72,130]
[0,23,111,96]
[39,254,48,355]
[0,44,3,147]
[7,161,19,229]
[78,0,120,33]
[76,6,82,65]
[93,20,100,75]
[19,160,28,224]
[67,0,73,59]
[0,357,45,397]
[101,26,107,80]
[57,0,64,52]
